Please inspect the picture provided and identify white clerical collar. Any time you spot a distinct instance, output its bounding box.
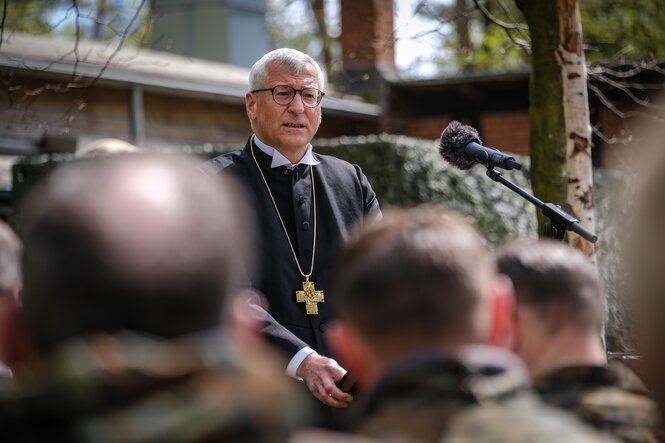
[253,135,320,169]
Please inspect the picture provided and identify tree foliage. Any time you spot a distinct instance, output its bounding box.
[581,0,665,63]
[407,0,665,76]
[0,0,53,36]
[266,0,340,83]
[1,0,151,47]
[412,0,528,73]
[0,0,151,136]
[266,0,320,54]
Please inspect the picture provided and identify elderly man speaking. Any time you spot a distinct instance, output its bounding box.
[204,48,381,411]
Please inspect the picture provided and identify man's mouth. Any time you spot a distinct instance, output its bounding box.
[283,123,306,128]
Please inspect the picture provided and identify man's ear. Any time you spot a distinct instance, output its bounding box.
[246,92,257,121]
[487,275,516,348]
[326,321,377,388]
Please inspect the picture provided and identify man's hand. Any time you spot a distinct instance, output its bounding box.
[296,352,353,408]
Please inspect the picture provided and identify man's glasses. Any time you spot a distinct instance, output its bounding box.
[251,85,325,108]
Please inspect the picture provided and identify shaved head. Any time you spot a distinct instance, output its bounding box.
[19,153,251,353]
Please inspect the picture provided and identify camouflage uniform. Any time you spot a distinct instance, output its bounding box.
[441,397,619,443]
[289,429,399,443]
[0,329,310,443]
[532,360,663,443]
[346,346,539,443]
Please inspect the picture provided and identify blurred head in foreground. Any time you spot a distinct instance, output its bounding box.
[76,138,139,157]
[630,120,665,425]
[328,205,514,386]
[495,239,606,376]
[18,153,250,354]
[0,220,24,373]
[1,153,307,443]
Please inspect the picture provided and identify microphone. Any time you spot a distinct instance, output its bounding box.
[438,121,597,243]
[439,120,522,171]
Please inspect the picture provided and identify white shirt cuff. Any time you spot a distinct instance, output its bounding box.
[286,346,316,379]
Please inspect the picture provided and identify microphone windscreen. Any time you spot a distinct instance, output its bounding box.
[439,120,482,170]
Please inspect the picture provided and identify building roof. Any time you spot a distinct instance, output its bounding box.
[390,69,529,89]
[0,32,380,118]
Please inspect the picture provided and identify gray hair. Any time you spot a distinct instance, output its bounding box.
[0,220,21,292]
[248,48,325,91]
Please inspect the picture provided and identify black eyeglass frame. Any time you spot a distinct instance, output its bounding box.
[251,85,325,108]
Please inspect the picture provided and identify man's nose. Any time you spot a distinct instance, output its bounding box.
[288,91,306,112]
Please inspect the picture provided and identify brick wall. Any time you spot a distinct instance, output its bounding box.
[396,112,530,155]
[481,111,530,156]
[406,116,450,140]
[340,0,395,69]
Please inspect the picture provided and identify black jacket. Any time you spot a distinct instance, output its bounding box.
[204,136,381,358]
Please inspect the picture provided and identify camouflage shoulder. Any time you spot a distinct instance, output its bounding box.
[606,360,650,393]
[290,428,411,443]
[440,397,619,443]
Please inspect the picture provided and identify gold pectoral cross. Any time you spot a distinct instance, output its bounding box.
[296,278,325,315]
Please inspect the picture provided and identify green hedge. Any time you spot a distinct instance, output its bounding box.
[313,134,537,244]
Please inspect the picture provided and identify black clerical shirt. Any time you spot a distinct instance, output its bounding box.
[203,135,381,362]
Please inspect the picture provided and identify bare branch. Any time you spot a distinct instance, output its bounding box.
[473,0,528,30]
[373,3,456,66]
[589,73,665,92]
[589,83,665,122]
[592,73,665,111]
[494,0,530,43]
[75,11,125,39]
[85,0,148,87]
[92,0,108,39]
[394,1,478,44]
[11,49,78,75]
[0,0,7,48]
[472,0,531,54]
[72,0,82,81]
[60,0,149,122]
[21,82,87,98]
[589,60,665,79]
[394,22,447,43]
[308,0,334,82]
[591,125,643,171]
[592,124,634,146]
[49,5,77,31]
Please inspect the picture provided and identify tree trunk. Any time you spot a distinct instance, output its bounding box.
[558,0,596,259]
[308,0,335,83]
[453,0,472,71]
[92,0,109,40]
[514,0,567,235]
[515,0,596,260]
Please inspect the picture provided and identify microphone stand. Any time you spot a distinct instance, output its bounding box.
[484,166,598,243]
